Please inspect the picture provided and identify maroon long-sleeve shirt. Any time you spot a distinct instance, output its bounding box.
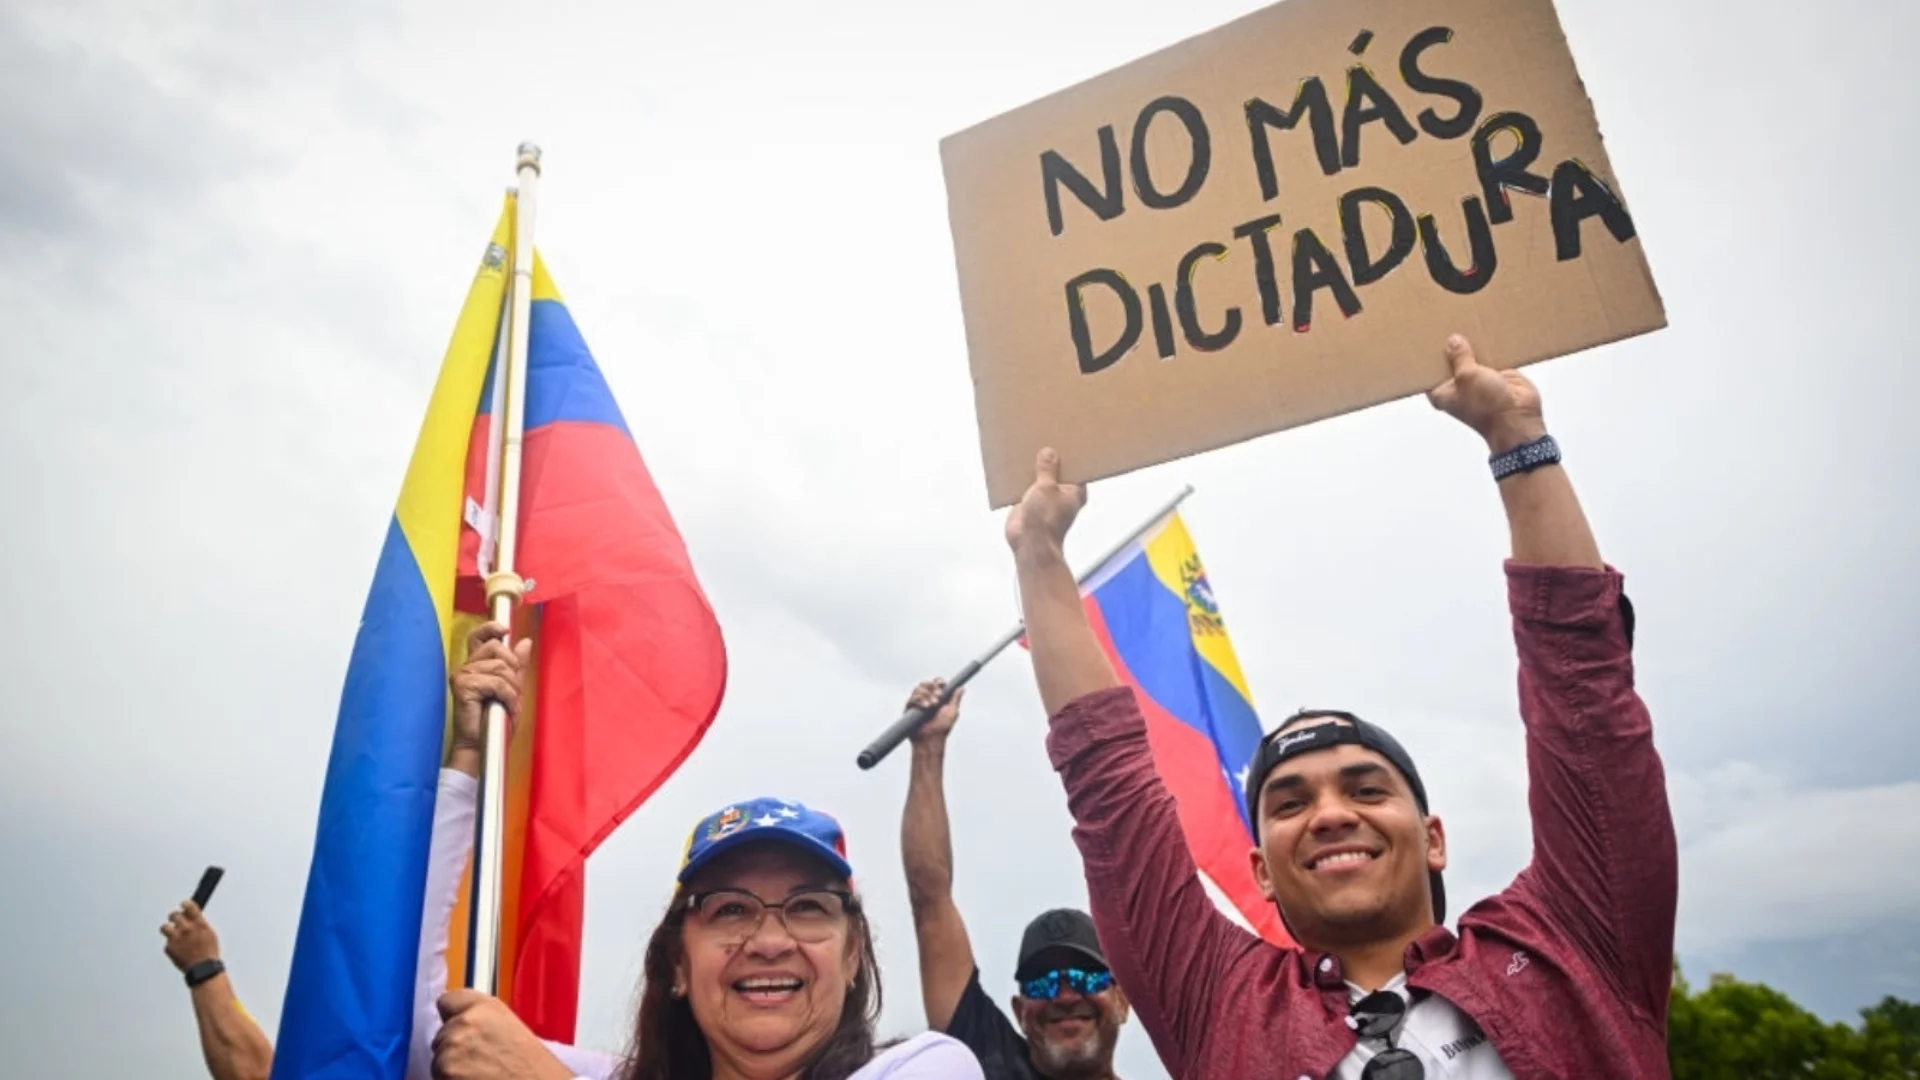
[1045,563,1677,1079]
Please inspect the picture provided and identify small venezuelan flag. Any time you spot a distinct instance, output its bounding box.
[1079,511,1288,946]
[273,195,727,1078]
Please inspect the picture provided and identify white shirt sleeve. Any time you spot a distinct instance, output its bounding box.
[406,769,623,1080]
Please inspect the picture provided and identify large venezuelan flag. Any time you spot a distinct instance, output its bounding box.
[1079,512,1289,946]
[273,196,727,1078]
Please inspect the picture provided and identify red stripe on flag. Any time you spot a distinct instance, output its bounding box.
[455,418,727,1039]
[1084,597,1291,946]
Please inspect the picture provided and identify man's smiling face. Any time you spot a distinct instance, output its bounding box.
[1248,717,1446,950]
[1011,947,1129,1080]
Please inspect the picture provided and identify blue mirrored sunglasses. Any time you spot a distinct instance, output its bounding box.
[1020,967,1114,1000]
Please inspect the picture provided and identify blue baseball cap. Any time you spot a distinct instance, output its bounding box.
[677,797,853,885]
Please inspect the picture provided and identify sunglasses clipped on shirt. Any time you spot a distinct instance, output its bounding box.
[1351,990,1424,1080]
[1020,967,1115,1001]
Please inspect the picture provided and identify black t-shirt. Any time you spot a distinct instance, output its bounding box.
[942,967,1041,1080]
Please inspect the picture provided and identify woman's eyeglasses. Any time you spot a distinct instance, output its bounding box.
[1020,967,1115,1001]
[1351,990,1424,1080]
[682,887,855,945]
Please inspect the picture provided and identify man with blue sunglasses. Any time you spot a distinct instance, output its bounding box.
[901,681,1133,1080]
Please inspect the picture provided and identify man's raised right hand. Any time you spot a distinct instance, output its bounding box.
[1004,447,1087,563]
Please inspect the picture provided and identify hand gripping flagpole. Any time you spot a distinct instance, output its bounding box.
[466,142,543,994]
[855,483,1196,770]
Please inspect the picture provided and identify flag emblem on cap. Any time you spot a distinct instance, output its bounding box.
[677,796,855,885]
[709,806,745,839]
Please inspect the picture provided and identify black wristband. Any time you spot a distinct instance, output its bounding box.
[184,958,226,989]
[1489,433,1560,481]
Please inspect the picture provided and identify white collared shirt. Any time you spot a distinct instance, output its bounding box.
[1332,973,1514,1078]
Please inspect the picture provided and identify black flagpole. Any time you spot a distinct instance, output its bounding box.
[855,484,1196,770]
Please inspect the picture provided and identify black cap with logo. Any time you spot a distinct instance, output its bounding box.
[1243,713,1446,923]
[1014,908,1108,981]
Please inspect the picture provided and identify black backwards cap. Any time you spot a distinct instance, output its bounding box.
[1243,712,1446,923]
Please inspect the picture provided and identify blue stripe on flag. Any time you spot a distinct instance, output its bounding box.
[477,300,631,436]
[1090,554,1265,834]
[272,517,451,1079]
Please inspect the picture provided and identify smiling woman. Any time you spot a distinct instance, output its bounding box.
[408,631,984,1080]
[621,798,980,1080]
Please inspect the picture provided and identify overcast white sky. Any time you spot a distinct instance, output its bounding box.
[4,0,1918,1076]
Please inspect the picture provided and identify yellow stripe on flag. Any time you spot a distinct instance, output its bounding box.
[531,255,564,303]
[393,199,515,665]
[1141,513,1257,704]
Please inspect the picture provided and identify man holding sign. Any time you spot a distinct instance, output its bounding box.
[1002,334,1676,1078]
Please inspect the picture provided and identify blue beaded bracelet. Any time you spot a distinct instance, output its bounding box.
[1489,434,1560,481]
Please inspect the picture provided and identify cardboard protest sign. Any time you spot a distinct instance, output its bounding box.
[941,0,1665,508]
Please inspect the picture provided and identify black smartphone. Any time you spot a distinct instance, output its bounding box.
[192,866,225,910]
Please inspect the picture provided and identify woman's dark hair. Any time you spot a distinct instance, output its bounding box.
[617,885,884,1080]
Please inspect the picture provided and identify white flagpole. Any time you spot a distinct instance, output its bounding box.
[465,141,542,994]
